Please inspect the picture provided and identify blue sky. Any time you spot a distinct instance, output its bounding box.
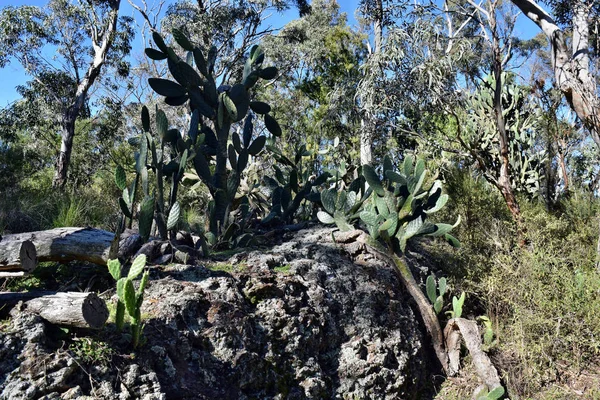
[0,0,540,108]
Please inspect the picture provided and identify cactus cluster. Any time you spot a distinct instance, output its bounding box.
[467,72,545,196]
[114,105,188,242]
[262,144,330,224]
[107,255,149,348]
[146,29,280,240]
[317,174,370,231]
[359,155,460,252]
[319,155,460,253]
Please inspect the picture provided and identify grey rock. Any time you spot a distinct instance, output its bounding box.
[0,227,434,399]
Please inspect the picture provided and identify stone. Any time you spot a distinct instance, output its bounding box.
[0,227,434,399]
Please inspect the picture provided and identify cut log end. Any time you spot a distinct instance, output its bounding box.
[19,240,38,273]
[0,239,38,277]
[82,292,110,329]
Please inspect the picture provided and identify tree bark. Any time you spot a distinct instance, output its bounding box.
[490,2,524,235]
[444,318,502,392]
[52,0,122,188]
[0,240,37,277]
[1,291,109,329]
[1,228,118,266]
[510,0,600,149]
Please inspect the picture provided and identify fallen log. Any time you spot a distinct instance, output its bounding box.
[0,291,109,329]
[0,240,37,277]
[1,227,118,266]
[444,318,502,395]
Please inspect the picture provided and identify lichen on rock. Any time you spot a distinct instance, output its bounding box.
[0,227,436,399]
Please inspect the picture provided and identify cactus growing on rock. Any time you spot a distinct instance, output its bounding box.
[146,29,279,240]
[107,255,149,348]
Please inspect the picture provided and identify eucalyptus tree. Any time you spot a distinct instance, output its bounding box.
[510,0,600,152]
[356,0,415,165]
[0,0,133,188]
[378,0,548,233]
[260,0,366,164]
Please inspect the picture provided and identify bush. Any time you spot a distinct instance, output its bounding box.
[429,169,600,398]
[1,166,120,233]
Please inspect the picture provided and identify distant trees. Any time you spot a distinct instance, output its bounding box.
[0,0,133,188]
[261,0,365,163]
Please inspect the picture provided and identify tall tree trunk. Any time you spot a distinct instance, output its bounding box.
[52,0,122,188]
[54,113,77,188]
[490,2,524,235]
[360,0,383,166]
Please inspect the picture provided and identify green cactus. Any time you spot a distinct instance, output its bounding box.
[447,292,466,319]
[478,315,495,347]
[262,144,331,224]
[317,176,370,232]
[106,255,149,348]
[355,156,460,252]
[426,275,447,314]
[146,30,278,243]
[466,72,545,197]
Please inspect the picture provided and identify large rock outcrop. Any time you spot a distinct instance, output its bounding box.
[0,227,436,399]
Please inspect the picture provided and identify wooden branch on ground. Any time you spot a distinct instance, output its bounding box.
[1,228,118,267]
[444,318,502,393]
[0,240,37,277]
[1,291,109,329]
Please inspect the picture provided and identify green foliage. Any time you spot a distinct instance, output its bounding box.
[106,255,149,348]
[69,337,113,365]
[426,275,447,314]
[262,144,331,224]
[145,30,279,245]
[52,196,87,228]
[260,0,366,162]
[428,171,600,398]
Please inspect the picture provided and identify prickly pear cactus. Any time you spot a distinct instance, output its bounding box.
[145,29,280,239]
[466,72,545,197]
[319,155,460,253]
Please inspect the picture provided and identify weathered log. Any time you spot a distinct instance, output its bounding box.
[0,291,109,329]
[0,240,37,277]
[1,227,118,266]
[444,318,502,393]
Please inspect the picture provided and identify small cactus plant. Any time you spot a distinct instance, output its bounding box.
[426,275,447,314]
[107,255,149,348]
